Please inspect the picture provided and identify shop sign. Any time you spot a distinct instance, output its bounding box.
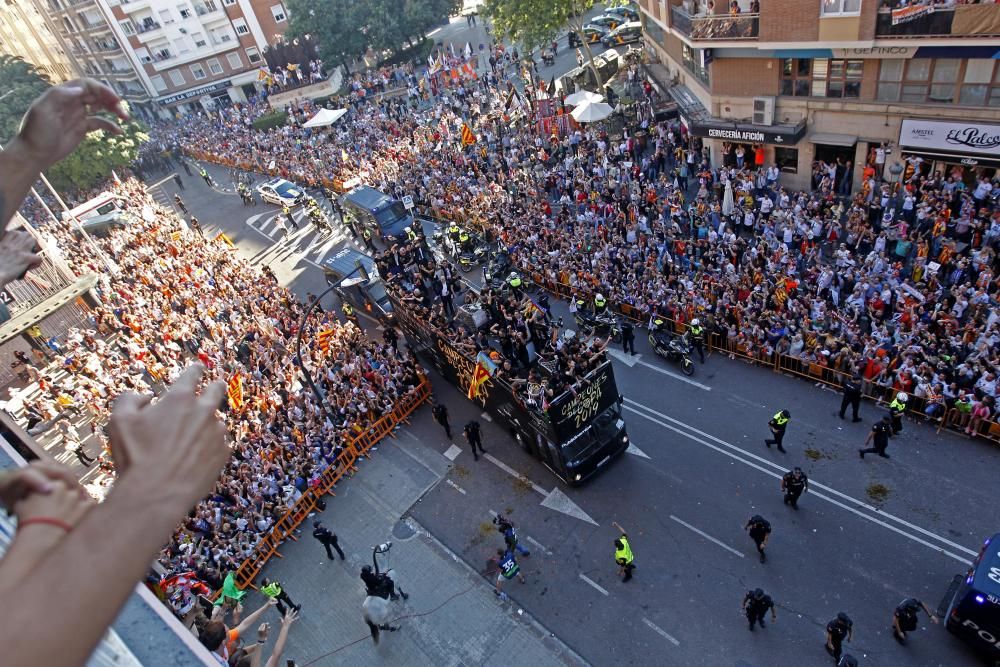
[159,79,232,106]
[686,121,806,145]
[900,119,1000,157]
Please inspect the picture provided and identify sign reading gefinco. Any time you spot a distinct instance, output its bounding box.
[831,46,917,59]
[899,119,1000,157]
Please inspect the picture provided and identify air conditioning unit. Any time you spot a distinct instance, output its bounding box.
[752,96,775,126]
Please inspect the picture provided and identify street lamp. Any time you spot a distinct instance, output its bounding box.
[294,260,369,425]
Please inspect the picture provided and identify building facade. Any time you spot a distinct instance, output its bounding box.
[0,0,77,82]
[638,0,1000,191]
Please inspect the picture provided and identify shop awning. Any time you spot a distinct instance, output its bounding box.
[900,149,1000,169]
[808,132,858,147]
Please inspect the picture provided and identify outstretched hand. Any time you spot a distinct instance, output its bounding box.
[0,229,42,289]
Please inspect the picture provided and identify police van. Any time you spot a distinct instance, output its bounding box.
[62,192,128,236]
[941,532,1000,658]
[340,186,414,242]
[321,247,393,323]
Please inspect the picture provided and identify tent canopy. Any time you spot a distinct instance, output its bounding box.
[303,108,347,128]
[570,100,613,123]
[564,90,604,106]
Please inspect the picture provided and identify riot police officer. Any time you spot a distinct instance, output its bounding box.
[283,204,298,230]
[688,318,706,363]
[742,588,776,631]
[781,467,808,508]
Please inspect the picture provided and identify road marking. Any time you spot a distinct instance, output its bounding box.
[443,444,463,461]
[525,535,553,556]
[634,358,712,391]
[626,442,650,459]
[668,515,744,559]
[607,349,640,367]
[624,400,975,563]
[642,618,680,646]
[445,479,467,495]
[483,453,598,525]
[480,412,493,422]
[483,453,546,495]
[579,573,609,596]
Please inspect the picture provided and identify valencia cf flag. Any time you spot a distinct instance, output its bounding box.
[227,374,244,411]
[461,123,477,146]
[316,328,334,353]
[467,361,490,399]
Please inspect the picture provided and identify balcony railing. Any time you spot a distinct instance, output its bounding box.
[875,4,1000,38]
[135,20,161,33]
[94,41,122,52]
[670,6,759,40]
[153,51,173,62]
[194,1,220,15]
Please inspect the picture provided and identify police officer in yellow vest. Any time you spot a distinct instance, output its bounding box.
[448,224,461,251]
[594,293,608,316]
[459,230,472,253]
[612,521,635,582]
[508,273,523,299]
[888,392,907,435]
[362,226,374,250]
[260,577,300,616]
[342,300,356,322]
[282,204,298,229]
[765,409,790,453]
[199,166,212,186]
[405,226,418,242]
[689,317,706,363]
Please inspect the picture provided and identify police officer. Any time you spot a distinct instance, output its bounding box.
[405,226,418,243]
[447,223,461,250]
[508,274,523,300]
[612,521,635,582]
[825,612,854,661]
[781,467,808,509]
[199,166,212,186]
[312,520,346,560]
[888,392,908,435]
[283,204,298,230]
[173,173,185,190]
[260,577,301,616]
[765,409,790,453]
[840,372,863,422]
[174,194,188,214]
[463,419,485,460]
[362,227,375,251]
[432,402,452,439]
[458,229,472,253]
[859,415,893,459]
[341,300,356,324]
[745,515,771,563]
[621,320,636,355]
[892,597,937,643]
[742,588,777,631]
[688,318,706,363]
[593,293,608,316]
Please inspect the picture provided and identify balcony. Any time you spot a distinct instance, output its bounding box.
[134,20,162,34]
[670,6,759,40]
[875,4,1000,38]
[194,0,223,16]
[152,50,173,62]
[94,41,123,53]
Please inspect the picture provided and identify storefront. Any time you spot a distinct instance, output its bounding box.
[157,79,235,117]
[897,118,1000,186]
[679,113,808,174]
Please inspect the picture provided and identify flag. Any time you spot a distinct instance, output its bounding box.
[547,76,556,97]
[286,63,299,71]
[428,54,442,75]
[316,328,334,353]
[475,351,498,376]
[257,68,270,81]
[449,42,456,58]
[170,230,182,240]
[523,295,545,317]
[427,52,435,68]
[227,374,244,411]
[460,123,476,146]
[504,87,524,112]
[340,148,349,162]
[464,42,472,60]
[467,361,490,399]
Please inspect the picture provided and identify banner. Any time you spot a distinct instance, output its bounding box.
[316,328,334,353]
[467,362,490,399]
[899,118,1000,158]
[891,5,933,25]
[461,123,477,146]
[227,374,244,411]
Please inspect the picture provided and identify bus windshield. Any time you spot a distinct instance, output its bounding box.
[375,202,408,227]
[560,402,624,463]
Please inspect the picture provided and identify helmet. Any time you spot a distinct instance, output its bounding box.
[691,318,700,326]
[897,392,908,402]
[313,520,322,528]
[781,410,790,419]
[596,293,605,301]
[753,588,764,599]
[361,565,373,576]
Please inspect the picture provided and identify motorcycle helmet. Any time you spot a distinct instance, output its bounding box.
[691,318,700,326]
[781,409,791,419]
[595,293,606,305]
[897,392,908,402]
[361,565,373,576]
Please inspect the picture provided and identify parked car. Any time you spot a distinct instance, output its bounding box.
[572,24,611,46]
[256,178,306,207]
[602,21,642,47]
[604,5,639,22]
[588,14,622,31]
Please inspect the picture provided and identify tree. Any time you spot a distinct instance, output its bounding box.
[285,0,368,74]
[46,120,149,191]
[0,55,52,147]
[484,0,621,87]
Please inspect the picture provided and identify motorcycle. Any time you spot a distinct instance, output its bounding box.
[458,244,488,273]
[574,310,623,344]
[648,328,695,376]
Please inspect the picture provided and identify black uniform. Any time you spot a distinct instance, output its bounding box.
[745,515,771,563]
[173,173,185,190]
[622,321,636,355]
[743,589,775,631]
[826,614,853,661]
[312,522,346,560]
[432,403,452,439]
[839,375,862,421]
[860,418,892,459]
[765,411,789,453]
[893,597,929,641]
[781,468,808,508]
[463,420,485,460]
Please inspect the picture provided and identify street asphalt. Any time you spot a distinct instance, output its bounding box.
[139,11,997,663]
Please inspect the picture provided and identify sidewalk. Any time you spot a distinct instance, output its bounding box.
[239,423,584,667]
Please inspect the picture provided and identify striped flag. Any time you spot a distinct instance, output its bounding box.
[460,123,476,146]
[523,295,545,317]
[467,361,491,399]
[227,374,244,411]
[503,87,524,113]
[316,328,334,353]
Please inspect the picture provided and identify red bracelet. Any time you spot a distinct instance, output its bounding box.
[19,517,73,533]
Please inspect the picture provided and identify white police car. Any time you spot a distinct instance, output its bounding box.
[256,178,306,207]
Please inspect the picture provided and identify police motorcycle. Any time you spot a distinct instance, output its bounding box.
[304,196,332,233]
[573,296,623,344]
[483,248,514,290]
[648,317,695,376]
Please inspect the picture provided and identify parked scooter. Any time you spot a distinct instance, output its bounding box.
[648,318,694,376]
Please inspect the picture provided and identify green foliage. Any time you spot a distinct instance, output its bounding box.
[0,55,52,146]
[286,0,367,66]
[377,38,435,68]
[46,121,149,191]
[484,0,599,51]
[251,111,288,131]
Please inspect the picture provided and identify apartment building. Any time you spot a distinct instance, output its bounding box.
[101,0,289,117]
[638,0,1000,191]
[0,0,77,82]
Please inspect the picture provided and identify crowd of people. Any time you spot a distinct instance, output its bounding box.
[14,178,424,618]
[173,48,1000,438]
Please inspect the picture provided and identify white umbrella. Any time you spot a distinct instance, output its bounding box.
[303,108,347,128]
[570,100,613,123]
[564,90,604,106]
[722,180,735,217]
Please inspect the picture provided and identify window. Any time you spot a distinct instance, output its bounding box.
[681,43,709,86]
[270,3,285,22]
[774,147,798,174]
[226,52,241,69]
[233,18,249,35]
[178,4,191,19]
[781,58,861,98]
[158,9,173,24]
[119,19,134,35]
[168,69,185,86]
[192,31,206,47]
[222,0,236,5]
[207,57,223,74]
[821,0,860,14]
[190,63,206,79]
[879,59,993,106]
[174,38,189,54]
[245,46,261,63]
[151,74,167,92]
[135,46,151,63]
